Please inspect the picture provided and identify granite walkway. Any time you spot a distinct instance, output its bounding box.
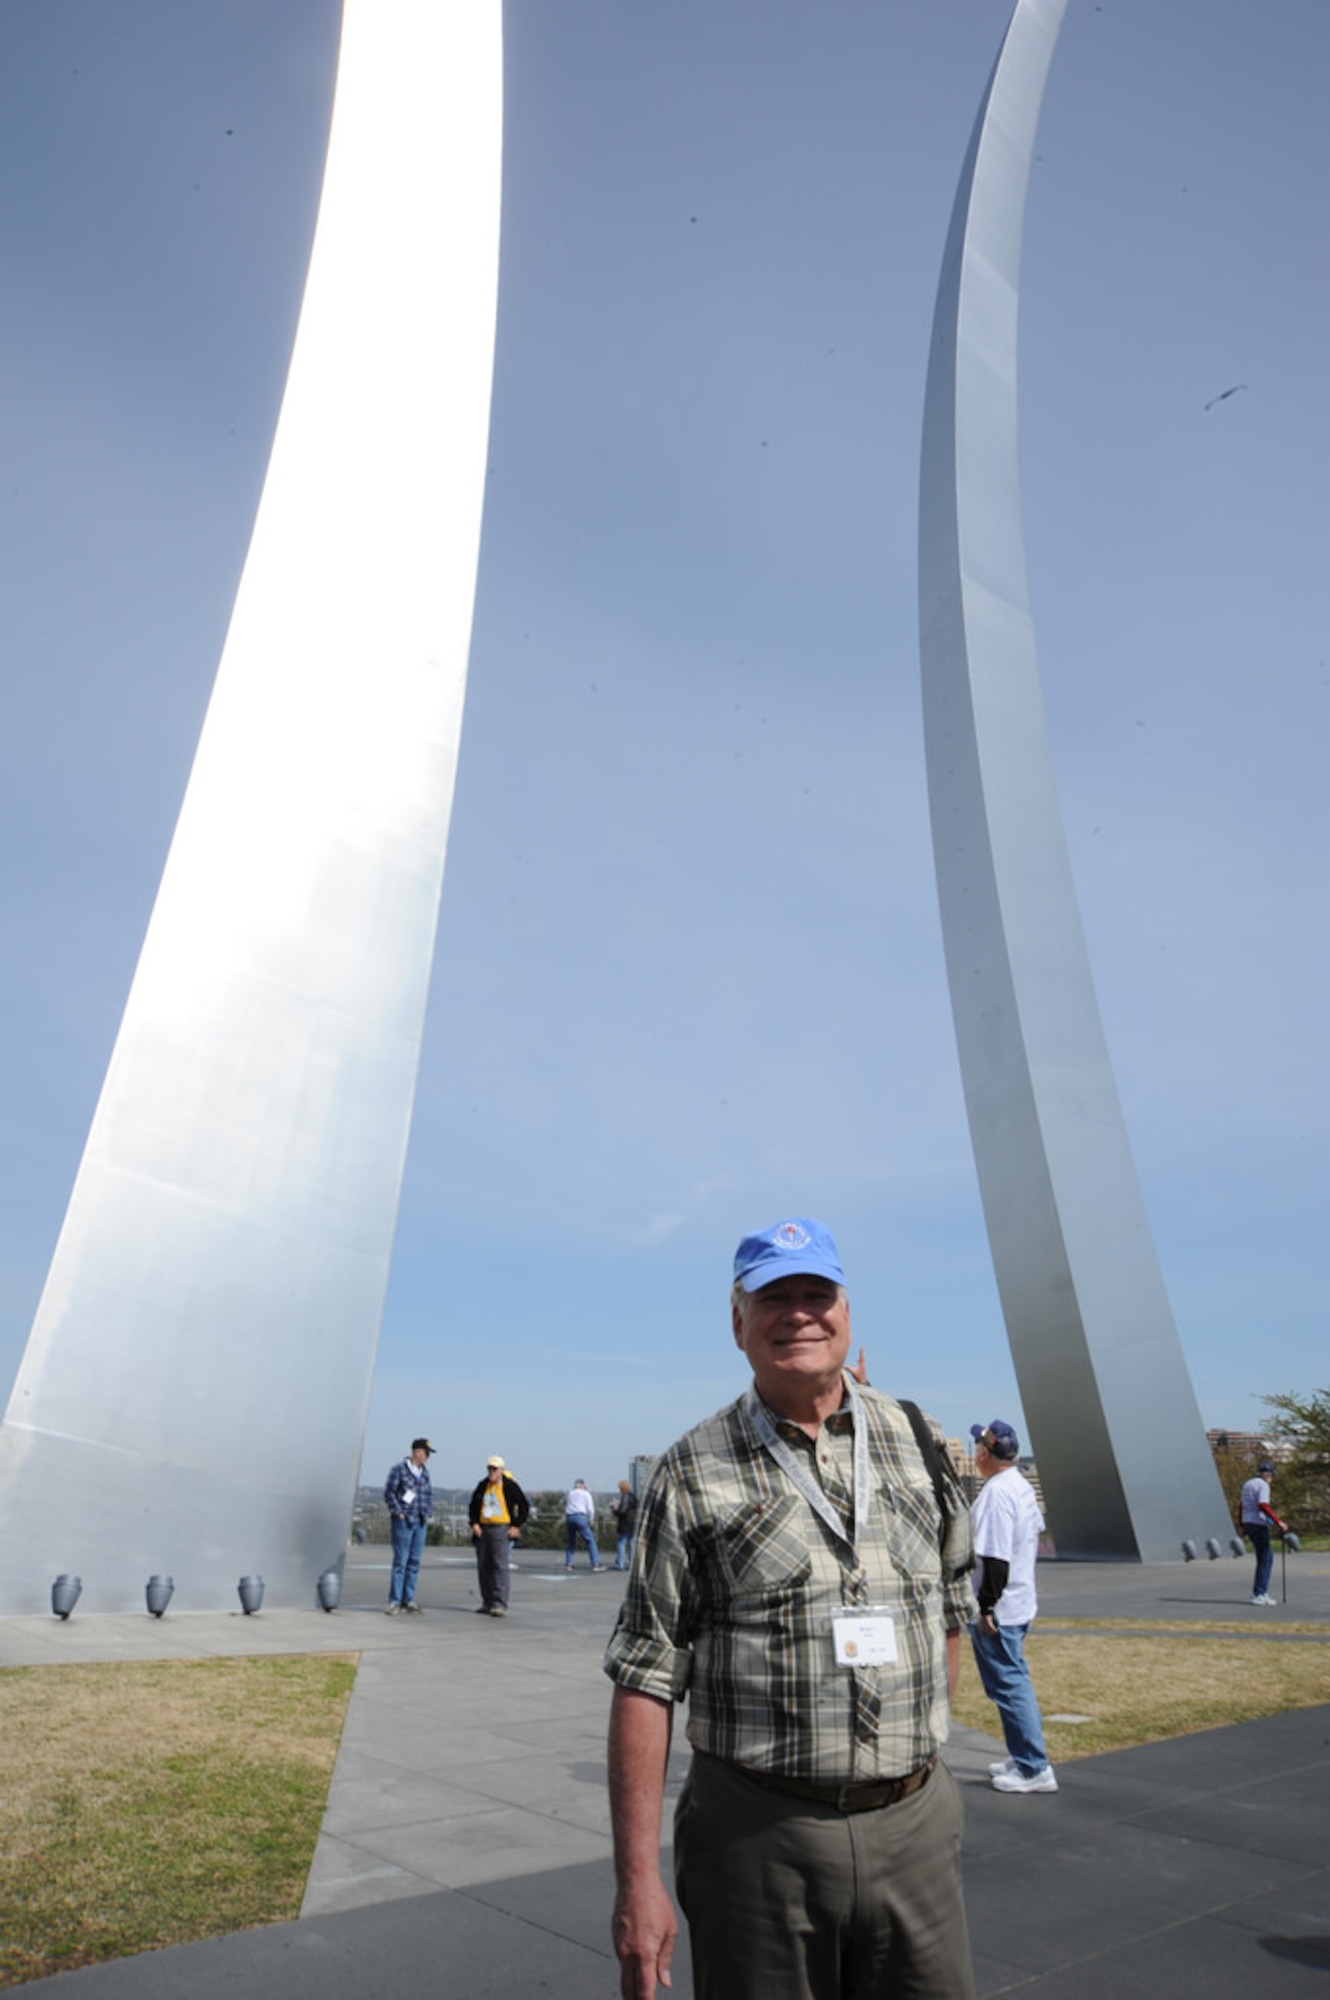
[2,1545,1326,1995]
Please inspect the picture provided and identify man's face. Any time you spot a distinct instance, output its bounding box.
[411,1447,429,1467]
[732,1274,852,1406]
[486,1464,503,1483]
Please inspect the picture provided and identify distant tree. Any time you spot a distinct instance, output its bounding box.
[1261,1389,1330,1533]
[1261,1389,1330,1477]
[519,1493,570,1551]
[1209,1437,1254,1524]
[514,1488,619,1552]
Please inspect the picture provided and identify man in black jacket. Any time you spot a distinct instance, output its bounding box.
[468,1455,531,1616]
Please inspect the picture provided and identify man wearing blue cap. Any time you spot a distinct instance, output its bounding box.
[968,1420,1056,1794]
[1239,1460,1287,1606]
[605,1218,975,2000]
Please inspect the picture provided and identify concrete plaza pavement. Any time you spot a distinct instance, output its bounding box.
[2,1544,1327,1996]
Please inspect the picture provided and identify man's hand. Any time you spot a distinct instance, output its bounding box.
[976,1611,999,1638]
[507,1526,521,1540]
[849,1346,869,1385]
[471,1523,481,1538]
[612,1877,678,1998]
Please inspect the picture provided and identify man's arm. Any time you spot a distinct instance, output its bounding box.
[608,1686,678,1999]
[973,1552,1009,1623]
[945,1626,962,1698]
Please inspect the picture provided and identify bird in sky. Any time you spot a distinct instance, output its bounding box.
[1203,382,1247,410]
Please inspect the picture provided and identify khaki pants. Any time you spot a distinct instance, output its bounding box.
[675,1751,973,2000]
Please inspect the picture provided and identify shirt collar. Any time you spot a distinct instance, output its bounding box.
[761,1391,855,1446]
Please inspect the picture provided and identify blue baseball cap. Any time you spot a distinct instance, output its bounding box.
[971,1420,1020,1461]
[733,1218,846,1294]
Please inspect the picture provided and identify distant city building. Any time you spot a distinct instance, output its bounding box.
[1208,1429,1285,1465]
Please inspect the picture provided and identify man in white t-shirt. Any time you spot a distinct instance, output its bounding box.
[564,1478,602,1571]
[968,1419,1056,1795]
[1239,1460,1287,1605]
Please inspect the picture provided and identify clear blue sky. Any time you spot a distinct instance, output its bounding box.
[1,2,1325,1496]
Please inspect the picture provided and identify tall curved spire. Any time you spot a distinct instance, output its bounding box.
[918,0,1229,1558]
[0,3,503,1610]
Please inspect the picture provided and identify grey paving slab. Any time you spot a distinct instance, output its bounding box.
[313,1746,500,1836]
[1029,1548,1330,1622]
[335,1798,614,1894]
[25,1879,624,1998]
[437,1749,613,1834]
[960,1697,1330,1998]
[5,1553,1329,1998]
[981,1901,1330,2000]
[1134,1768,1330,1866]
[1214,1871,1330,1939]
[298,1831,442,1917]
[967,1818,1292,1975]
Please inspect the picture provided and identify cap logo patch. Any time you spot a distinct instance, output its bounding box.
[772,1222,811,1250]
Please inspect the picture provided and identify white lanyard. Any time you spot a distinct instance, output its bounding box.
[744,1374,872,1555]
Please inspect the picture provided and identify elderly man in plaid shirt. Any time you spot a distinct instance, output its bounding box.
[605,1220,975,2000]
[383,1436,434,1615]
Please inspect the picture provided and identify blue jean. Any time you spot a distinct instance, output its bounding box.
[969,1621,1048,1775]
[565,1515,600,1567]
[615,1532,634,1570]
[1245,1522,1273,1597]
[390,1516,426,1605]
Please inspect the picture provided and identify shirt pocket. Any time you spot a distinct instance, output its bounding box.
[696,1492,815,1608]
[880,1475,942,1590]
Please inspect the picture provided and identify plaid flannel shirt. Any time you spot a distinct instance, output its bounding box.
[384,1458,433,1527]
[604,1384,974,1785]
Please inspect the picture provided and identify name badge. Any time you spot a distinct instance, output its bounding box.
[832,1609,897,1668]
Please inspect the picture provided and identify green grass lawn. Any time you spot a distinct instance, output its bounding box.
[0,1653,356,1987]
[952,1620,1330,1763]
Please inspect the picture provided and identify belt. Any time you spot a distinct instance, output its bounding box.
[724,1753,936,1815]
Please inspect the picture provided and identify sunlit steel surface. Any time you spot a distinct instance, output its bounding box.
[0,3,502,1611]
[918,0,1230,1559]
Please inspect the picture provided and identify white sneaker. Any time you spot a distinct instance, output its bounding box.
[988,1757,1018,1777]
[1251,1593,1276,1606]
[991,1765,1058,1794]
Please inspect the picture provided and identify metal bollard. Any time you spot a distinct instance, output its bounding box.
[51,1574,82,1620]
[145,1574,174,1617]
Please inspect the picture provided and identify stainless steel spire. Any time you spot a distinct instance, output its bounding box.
[0,3,503,1610]
[919,0,1230,1559]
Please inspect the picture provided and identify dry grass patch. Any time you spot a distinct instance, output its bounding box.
[952,1626,1330,1763]
[1040,1617,1327,1635]
[0,1653,356,1988]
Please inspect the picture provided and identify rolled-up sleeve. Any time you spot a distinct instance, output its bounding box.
[603,1459,697,1704]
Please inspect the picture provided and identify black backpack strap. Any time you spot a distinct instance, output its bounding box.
[897,1397,971,1580]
